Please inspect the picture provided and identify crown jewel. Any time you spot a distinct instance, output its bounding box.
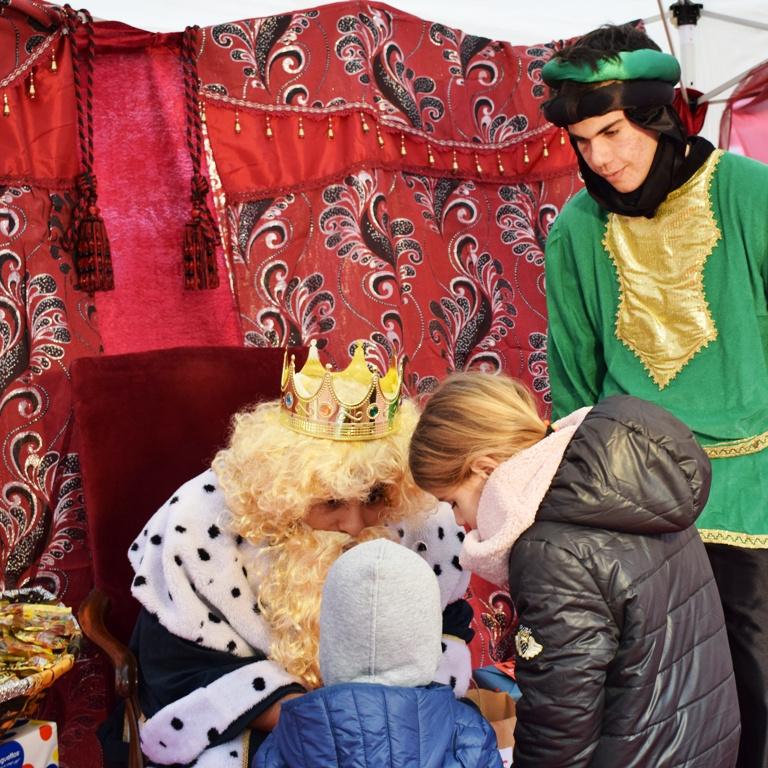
[280,340,404,441]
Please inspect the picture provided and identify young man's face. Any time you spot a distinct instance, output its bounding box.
[568,110,660,193]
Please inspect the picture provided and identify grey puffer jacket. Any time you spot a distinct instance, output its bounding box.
[509,395,740,768]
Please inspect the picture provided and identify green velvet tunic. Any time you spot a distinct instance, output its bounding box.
[546,150,768,547]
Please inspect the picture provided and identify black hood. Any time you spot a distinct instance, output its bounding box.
[537,395,711,535]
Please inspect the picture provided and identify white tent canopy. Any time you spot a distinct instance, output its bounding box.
[86,0,768,146]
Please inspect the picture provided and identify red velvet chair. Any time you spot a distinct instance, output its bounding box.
[72,345,302,768]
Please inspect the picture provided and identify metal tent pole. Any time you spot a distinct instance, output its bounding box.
[669,1,703,90]
[700,10,768,33]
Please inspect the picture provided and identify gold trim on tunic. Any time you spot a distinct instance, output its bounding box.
[703,429,768,458]
[699,528,768,549]
[603,150,724,389]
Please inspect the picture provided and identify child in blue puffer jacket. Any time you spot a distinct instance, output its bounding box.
[253,538,502,768]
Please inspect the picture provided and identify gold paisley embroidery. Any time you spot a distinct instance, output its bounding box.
[603,150,724,389]
[703,429,768,459]
[698,529,768,549]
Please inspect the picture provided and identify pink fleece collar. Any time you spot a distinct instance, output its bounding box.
[459,406,591,587]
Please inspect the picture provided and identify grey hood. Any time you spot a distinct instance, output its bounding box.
[319,538,442,687]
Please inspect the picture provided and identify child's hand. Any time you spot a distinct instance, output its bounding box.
[250,691,303,731]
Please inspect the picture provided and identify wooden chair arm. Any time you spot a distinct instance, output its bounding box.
[78,588,138,699]
[78,588,145,768]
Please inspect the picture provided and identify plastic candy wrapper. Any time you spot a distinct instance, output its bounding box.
[0,588,80,701]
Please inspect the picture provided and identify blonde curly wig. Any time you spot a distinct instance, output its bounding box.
[247,525,392,688]
[212,398,429,688]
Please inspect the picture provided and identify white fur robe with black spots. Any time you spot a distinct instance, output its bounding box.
[394,502,474,697]
[128,470,471,767]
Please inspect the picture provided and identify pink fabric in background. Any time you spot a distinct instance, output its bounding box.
[91,23,241,353]
[726,98,768,163]
[720,60,768,162]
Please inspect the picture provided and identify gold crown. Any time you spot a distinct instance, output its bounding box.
[280,340,404,441]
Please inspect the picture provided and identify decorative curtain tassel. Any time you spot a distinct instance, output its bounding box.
[75,204,114,292]
[183,213,219,290]
[183,176,219,290]
[298,115,305,139]
[51,49,58,72]
[523,142,530,164]
[360,111,370,133]
[265,114,273,138]
[496,151,505,174]
[376,124,384,148]
[451,149,458,173]
[543,139,549,158]
[28,69,36,99]
[474,153,482,175]
[427,144,435,166]
[327,116,334,139]
[234,109,241,134]
[399,133,406,157]
[64,6,112,291]
[70,174,114,293]
[2,93,9,117]
[181,26,219,290]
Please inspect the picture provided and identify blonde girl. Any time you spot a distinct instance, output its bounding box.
[408,372,740,768]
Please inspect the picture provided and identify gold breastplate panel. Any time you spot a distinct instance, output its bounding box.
[603,150,723,389]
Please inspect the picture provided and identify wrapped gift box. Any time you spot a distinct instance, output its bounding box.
[0,720,58,768]
[466,688,516,765]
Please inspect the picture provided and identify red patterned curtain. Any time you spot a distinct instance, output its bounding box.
[0,3,107,762]
[197,5,578,399]
[1,2,84,587]
[1,3,579,765]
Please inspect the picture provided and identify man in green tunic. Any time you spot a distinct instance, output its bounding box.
[542,24,767,768]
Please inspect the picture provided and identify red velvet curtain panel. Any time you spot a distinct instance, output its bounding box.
[88,23,242,352]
